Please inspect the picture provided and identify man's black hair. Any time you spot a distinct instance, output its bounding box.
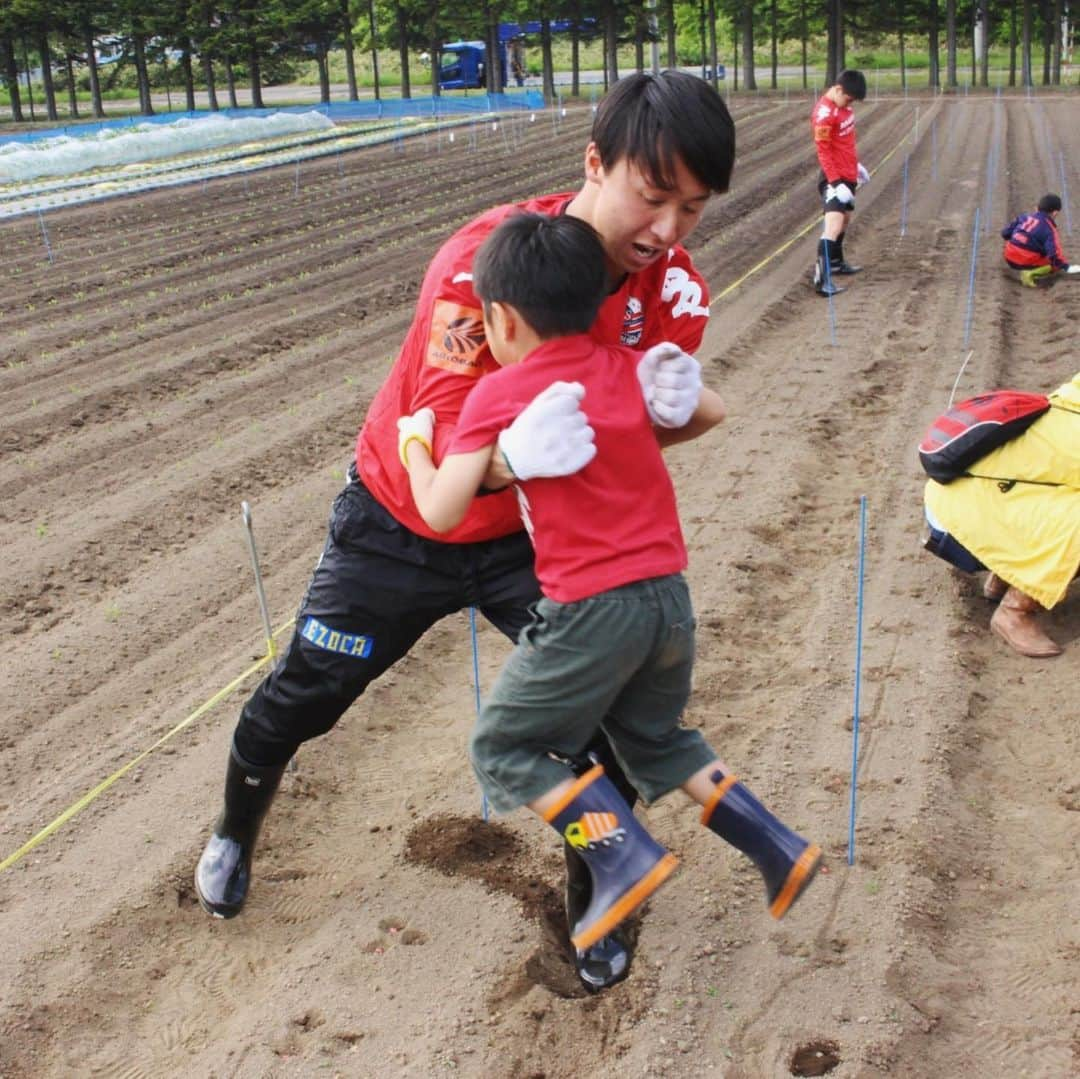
[838,69,867,101]
[1038,193,1063,214]
[591,70,735,194]
[472,212,608,339]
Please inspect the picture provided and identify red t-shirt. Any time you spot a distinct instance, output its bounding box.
[812,93,858,184]
[355,193,710,544]
[447,334,687,602]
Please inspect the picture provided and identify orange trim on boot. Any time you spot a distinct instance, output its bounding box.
[769,844,823,919]
[541,764,604,823]
[699,774,739,825]
[570,853,679,951]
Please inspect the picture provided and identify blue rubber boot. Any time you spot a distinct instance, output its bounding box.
[701,769,821,919]
[545,764,678,951]
[195,748,286,918]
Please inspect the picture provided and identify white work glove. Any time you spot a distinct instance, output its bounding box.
[856,162,870,185]
[636,342,703,429]
[1066,264,1080,275]
[826,182,855,206]
[397,407,435,468]
[497,381,596,480]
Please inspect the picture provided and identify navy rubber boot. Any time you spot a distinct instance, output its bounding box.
[195,748,286,918]
[565,842,632,992]
[545,765,678,951]
[701,770,821,919]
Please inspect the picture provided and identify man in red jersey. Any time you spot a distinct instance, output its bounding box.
[195,70,736,994]
[810,69,868,296]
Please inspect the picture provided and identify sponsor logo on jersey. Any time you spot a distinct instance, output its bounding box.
[300,616,373,658]
[662,268,709,319]
[426,299,486,377]
[815,103,832,122]
[621,296,645,345]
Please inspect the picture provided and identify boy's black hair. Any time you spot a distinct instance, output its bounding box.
[591,70,735,194]
[472,212,608,339]
[838,69,867,101]
[1038,193,1063,214]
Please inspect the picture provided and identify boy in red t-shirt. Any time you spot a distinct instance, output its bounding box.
[811,69,868,296]
[398,212,822,956]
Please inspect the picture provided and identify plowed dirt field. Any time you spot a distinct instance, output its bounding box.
[2,92,1078,1077]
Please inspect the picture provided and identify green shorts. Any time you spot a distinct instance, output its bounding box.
[470,574,716,813]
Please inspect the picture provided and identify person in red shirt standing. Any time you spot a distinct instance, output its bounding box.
[399,211,822,958]
[1000,193,1080,287]
[810,69,869,296]
[195,71,736,995]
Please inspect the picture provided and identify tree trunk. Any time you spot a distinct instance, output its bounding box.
[133,32,154,114]
[898,0,906,89]
[571,21,580,97]
[1021,0,1032,85]
[39,33,59,120]
[63,54,79,117]
[770,0,778,88]
[317,45,330,102]
[181,49,196,111]
[1041,0,1051,84]
[707,0,718,90]
[248,38,264,108]
[732,12,738,90]
[203,54,220,110]
[81,27,104,117]
[741,1,756,89]
[979,0,990,86]
[946,0,958,87]
[541,18,556,103]
[826,0,843,85]
[224,56,238,108]
[1051,0,1062,83]
[928,0,940,87]
[634,1,645,71]
[396,5,410,98]
[604,0,619,88]
[368,0,381,100]
[2,34,24,121]
[486,18,501,91]
[428,33,440,97]
[800,0,808,88]
[341,0,358,99]
[1008,0,1017,85]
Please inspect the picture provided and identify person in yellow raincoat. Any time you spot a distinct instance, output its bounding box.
[924,372,1080,657]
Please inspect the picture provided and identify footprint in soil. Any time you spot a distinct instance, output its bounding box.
[405,813,618,998]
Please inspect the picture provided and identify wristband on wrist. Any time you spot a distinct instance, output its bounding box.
[399,434,432,469]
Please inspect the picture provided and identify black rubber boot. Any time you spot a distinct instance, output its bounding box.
[833,231,862,274]
[701,769,822,919]
[813,239,845,296]
[545,764,678,951]
[195,747,287,918]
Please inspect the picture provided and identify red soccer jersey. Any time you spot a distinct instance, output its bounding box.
[355,193,710,544]
[447,334,687,603]
[811,93,859,184]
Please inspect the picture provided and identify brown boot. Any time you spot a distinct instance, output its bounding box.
[982,573,1008,602]
[989,587,1062,658]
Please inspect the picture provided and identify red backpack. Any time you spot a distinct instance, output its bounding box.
[918,390,1051,483]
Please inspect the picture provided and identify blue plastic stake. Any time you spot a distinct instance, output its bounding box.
[900,155,909,237]
[931,117,938,182]
[847,494,868,866]
[962,207,981,350]
[824,252,838,346]
[37,209,54,264]
[468,607,489,822]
